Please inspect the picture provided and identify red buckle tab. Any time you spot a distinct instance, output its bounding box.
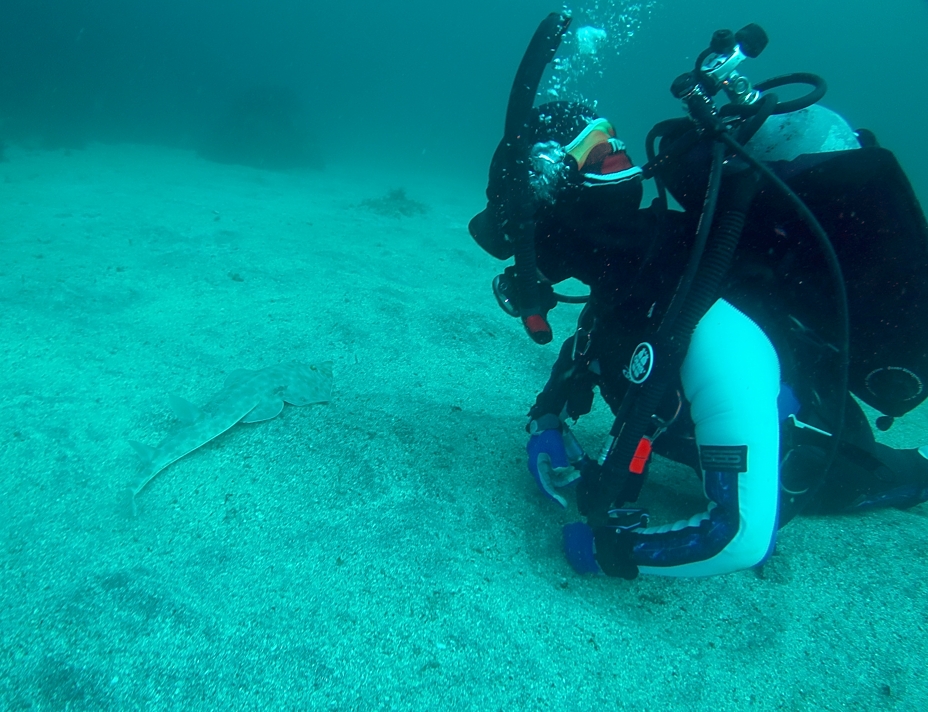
[523,313,553,345]
[629,437,653,475]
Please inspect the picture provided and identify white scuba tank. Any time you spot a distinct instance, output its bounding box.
[744,103,860,161]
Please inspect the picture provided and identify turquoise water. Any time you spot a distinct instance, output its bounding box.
[1,1,928,710]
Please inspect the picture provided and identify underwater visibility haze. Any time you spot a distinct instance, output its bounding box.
[1,0,928,709]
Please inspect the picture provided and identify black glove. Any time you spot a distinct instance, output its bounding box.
[592,524,639,580]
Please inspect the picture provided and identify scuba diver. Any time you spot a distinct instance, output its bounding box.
[469,14,928,579]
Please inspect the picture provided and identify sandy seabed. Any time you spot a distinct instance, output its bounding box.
[1,142,927,711]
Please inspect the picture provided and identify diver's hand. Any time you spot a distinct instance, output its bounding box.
[563,522,602,574]
[527,415,585,508]
[590,524,640,580]
[563,521,641,580]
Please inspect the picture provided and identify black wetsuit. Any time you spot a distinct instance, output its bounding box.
[529,148,928,529]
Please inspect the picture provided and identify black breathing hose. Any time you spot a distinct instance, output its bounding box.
[660,141,726,328]
[554,292,589,304]
[612,166,757,513]
[718,130,850,470]
[756,73,827,115]
[734,92,778,145]
[585,126,851,519]
[578,45,843,519]
[581,140,754,520]
[712,73,825,120]
[580,80,850,520]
